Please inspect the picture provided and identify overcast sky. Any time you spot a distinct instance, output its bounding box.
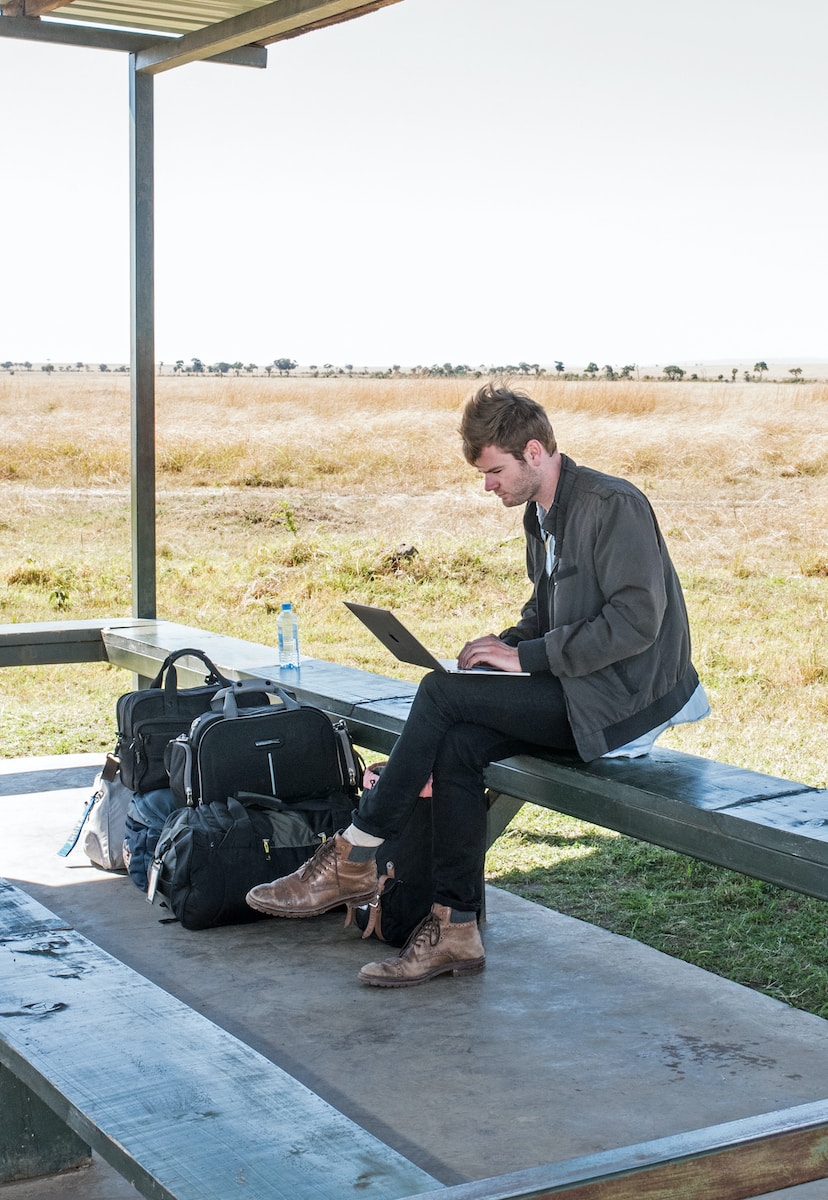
[1,0,826,369]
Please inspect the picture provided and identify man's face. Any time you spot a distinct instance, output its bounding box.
[473,444,541,508]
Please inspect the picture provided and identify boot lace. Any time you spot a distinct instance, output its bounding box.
[399,912,441,957]
[298,835,339,881]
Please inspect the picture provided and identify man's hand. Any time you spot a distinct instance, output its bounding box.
[457,635,523,673]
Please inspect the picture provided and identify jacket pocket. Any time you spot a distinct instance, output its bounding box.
[610,661,638,697]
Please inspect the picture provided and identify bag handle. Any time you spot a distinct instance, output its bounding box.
[233,791,291,813]
[211,680,300,719]
[235,791,350,815]
[148,648,233,707]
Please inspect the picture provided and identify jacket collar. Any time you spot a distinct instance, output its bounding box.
[525,453,578,550]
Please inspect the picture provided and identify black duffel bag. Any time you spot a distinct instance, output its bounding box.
[147,791,354,930]
[164,681,361,808]
[115,648,268,794]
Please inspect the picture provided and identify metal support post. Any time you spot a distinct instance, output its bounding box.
[129,56,156,619]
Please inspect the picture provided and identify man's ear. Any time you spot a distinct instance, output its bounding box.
[523,439,545,464]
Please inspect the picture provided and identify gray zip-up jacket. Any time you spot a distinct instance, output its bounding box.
[501,454,700,761]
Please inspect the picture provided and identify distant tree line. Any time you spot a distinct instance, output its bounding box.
[0,360,129,374]
[0,357,812,383]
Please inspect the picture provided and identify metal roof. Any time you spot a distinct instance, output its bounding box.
[0,0,403,70]
[37,1,281,37]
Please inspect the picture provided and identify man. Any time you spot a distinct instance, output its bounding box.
[247,384,708,986]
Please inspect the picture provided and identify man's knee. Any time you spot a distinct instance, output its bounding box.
[417,669,448,704]
[409,669,457,725]
[435,722,496,775]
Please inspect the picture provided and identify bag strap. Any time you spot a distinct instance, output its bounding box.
[212,681,299,719]
[234,791,352,816]
[56,754,120,858]
[57,788,99,858]
[332,719,361,790]
[343,863,396,940]
[148,648,233,702]
[233,791,292,814]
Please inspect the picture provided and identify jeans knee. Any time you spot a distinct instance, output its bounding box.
[435,722,492,777]
[410,669,455,726]
[417,670,445,704]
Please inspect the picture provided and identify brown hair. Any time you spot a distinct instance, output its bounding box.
[459,383,557,464]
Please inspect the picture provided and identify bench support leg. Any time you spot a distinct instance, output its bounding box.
[486,790,524,848]
[0,1064,91,1183]
[480,791,525,923]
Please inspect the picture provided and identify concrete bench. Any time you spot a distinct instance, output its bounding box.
[3,617,826,900]
[93,618,828,903]
[0,878,439,1198]
[0,618,122,667]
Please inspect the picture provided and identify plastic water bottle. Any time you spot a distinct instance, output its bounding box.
[277,602,300,669]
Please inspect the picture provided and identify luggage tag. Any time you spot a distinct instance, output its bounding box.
[101,752,120,782]
[146,852,185,923]
[146,858,161,904]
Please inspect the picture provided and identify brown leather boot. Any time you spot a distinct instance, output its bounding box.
[245,833,378,918]
[357,903,485,988]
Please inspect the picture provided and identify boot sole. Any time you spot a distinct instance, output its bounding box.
[245,888,378,919]
[358,958,486,987]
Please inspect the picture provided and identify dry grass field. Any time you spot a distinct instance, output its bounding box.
[2,370,825,784]
[2,370,827,1014]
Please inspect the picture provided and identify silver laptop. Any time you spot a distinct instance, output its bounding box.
[344,602,529,675]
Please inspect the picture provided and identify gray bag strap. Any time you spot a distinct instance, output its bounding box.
[211,679,299,719]
[332,720,359,789]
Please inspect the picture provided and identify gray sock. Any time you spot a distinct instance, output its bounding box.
[449,909,477,924]
[345,842,378,863]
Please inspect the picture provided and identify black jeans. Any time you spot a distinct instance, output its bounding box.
[354,670,576,913]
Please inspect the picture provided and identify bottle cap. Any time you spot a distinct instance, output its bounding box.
[281,602,292,611]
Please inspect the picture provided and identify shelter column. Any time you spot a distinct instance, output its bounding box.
[128,55,156,619]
